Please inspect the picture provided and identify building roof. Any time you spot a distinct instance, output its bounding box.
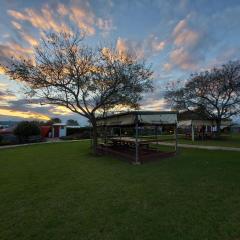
[52,123,67,126]
[178,110,212,121]
[96,110,178,126]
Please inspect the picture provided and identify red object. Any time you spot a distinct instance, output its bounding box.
[40,126,51,138]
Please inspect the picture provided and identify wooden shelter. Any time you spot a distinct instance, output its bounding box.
[96,111,178,164]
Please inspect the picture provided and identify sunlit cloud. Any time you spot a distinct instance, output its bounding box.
[51,106,73,115]
[0,108,50,121]
[141,99,167,111]
[0,66,6,75]
[165,15,203,70]
[21,32,38,47]
[152,40,165,51]
[116,34,165,60]
[11,21,22,30]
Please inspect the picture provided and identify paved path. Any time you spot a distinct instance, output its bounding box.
[0,139,89,150]
[159,142,240,152]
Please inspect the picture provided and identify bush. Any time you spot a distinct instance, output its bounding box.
[60,132,90,140]
[14,121,41,143]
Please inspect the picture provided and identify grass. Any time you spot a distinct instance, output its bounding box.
[142,133,240,148]
[178,133,240,147]
[1,141,240,240]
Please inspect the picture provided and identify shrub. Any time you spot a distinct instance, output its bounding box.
[60,131,90,140]
[14,121,41,143]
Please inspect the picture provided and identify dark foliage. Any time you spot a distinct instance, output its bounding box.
[165,61,240,135]
[4,31,153,154]
[14,121,41,142]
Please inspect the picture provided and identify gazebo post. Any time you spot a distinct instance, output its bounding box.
[134,115,140,164]
[191,123,195,142]
[175,123,178,153]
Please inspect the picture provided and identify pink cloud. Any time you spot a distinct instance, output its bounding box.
[165,16,203,71]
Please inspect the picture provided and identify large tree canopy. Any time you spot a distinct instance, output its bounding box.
[165,61,240,134]
[3,32,153,153]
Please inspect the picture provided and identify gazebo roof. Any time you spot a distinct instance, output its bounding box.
[96,110,178,126]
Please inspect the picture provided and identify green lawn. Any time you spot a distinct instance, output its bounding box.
[1,141,240,240]
[175,133,240,147]
[142,133,240,148]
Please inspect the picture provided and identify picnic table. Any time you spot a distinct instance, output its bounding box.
[110,137,150,148]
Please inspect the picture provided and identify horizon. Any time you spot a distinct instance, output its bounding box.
[0,0,240,125]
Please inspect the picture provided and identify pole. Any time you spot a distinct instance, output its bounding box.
[191,123,195,142]
[135,115,140,164]
[175,124,178,153]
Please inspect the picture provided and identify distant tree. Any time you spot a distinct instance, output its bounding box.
[67,119,79,126]
[14,121,40,143]
[46,118,62,126]
[4,31,153,154]
[165,61,240,135]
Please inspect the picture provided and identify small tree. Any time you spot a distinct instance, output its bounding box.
[14,121,40,143]
[4,32,153,154]
[165,61,240,135]
[46,118,62,125]
[67,119,79,126]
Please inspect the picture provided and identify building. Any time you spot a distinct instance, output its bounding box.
[0,126,18,143]
[178,110,231,141]
[51,123,82,138]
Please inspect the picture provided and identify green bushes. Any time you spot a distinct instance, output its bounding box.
[14,121,41,143]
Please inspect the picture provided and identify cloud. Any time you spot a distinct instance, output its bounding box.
[116,34,165,59]
[69,5,95,35]
[170,47,197,70]
[0,108,50,121]
[0,66,6,75]
[0,2,116,70]
[173,28,199,47]
[8,6,72,34]
[7,2,115,37]
[0,85,77,121]
[0,42,33,66]
[163,63,172,71]
[151,40,165,52]
[11,21,22,30]
[0,90,16,102]
[116,38,128,55]
[96,18,115,36]
[172,19,188,36]
[164,15,207,71]
[141,98,168,111]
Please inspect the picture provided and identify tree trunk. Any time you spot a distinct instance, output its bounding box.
[216,119,221,138]
[91,120,98,155]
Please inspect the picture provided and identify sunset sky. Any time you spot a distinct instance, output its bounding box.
[0,0,240,124]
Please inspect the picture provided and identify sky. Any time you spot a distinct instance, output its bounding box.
[0,0,240,125]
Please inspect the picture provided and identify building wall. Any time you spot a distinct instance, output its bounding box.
[59,126,66,137]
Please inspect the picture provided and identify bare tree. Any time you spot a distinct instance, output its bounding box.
[3,32,153,154]
[165,61,240,135]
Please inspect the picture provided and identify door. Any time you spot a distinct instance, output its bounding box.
[54,126,59,138]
